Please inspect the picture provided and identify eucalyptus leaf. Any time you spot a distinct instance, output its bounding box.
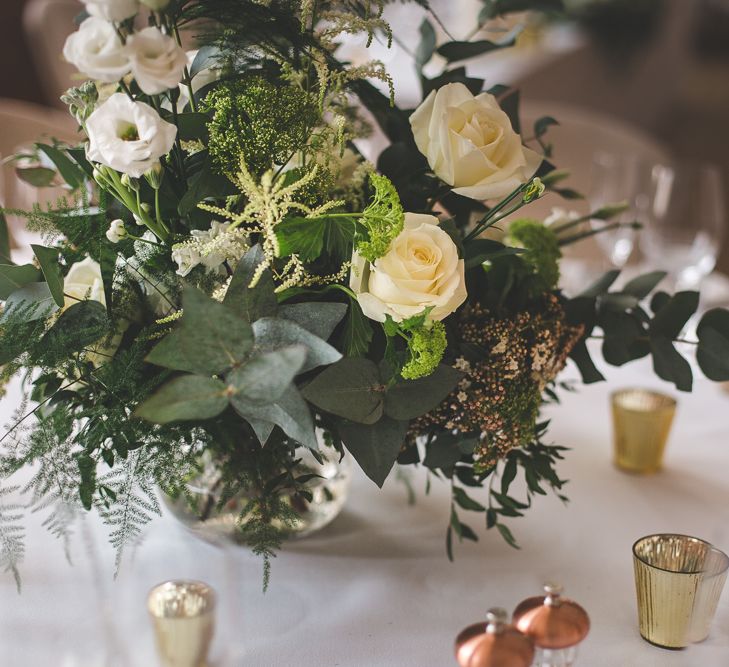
[650,291,699,339]
[134,375,228,424]
[146,288,253,375]
[229,345,307,404]
[278,302,347,341]
[42,300,107,351]
[0,212,10,264]
[252,317,341,373]
[339,416,409,487]
[223,245,277,322]
[578,270,620,298]
[534,116,558,138]
[385,364,463,420]
[415,18,436,67]
[339,298,372,357]
[650,336,692,392]
[301,357,383,424]
[621,271,667,299]
[0,263,42,299]
[696,309,729,381]
[16,167,56,187]
[569,340,605,384]
[31,245,64,307]
[437,28,521,62]
[190,46,218,78]
[231,384,317,449]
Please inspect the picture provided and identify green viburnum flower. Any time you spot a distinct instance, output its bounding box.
[401,320,447,380]
[202,77,318,175]
[506,218,561,292]
[355,173,404,262]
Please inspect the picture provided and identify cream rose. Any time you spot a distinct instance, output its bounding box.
[86,93,177,178]
[83,0,139,22]
[125,27,187,95]
[350,213,467,323]
[63,17,130,83]
[410,82,542,201]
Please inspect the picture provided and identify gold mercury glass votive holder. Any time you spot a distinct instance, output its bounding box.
[633,534,729,649]
[611,388,676,473]
[147,580,216,667]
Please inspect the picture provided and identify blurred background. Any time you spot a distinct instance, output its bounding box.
[1,0,729,287]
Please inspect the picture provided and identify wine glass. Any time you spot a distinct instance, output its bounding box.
[588,151,654,269]
[641,162,725,291]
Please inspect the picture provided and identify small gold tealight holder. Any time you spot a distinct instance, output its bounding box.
[147,580,216,667]
[611,388,676,473]
[633,534,729,649]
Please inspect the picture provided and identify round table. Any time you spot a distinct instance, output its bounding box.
[1,341,728,667]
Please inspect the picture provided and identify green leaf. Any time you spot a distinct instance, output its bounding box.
[534,115,558,138]
[190,46,218,77]
[415,18,436,67]
[16,166,56,187]
[77,453,97,511]
[146,287,254,375]
[465,238,523,269]
[569,340,605,384]
[31,245,64,307]
[176,113,209,142]
[385,364,463,420]
[229,345,307,404]
[3,282,58,321]
[621,271,667,299]
[650,291,699,339]
[650,336,692,392]
[223,245,277,322]
[339,416,409,487]
[578,270,620,298]
[134,375,228,424]
[500,455,518,495]
[231,384,317,449]
[696,309,729,381]
[43,300,107,351]
[278,302,347,341]
[0,263,41,299]
[340,298,373,357]
[252,317,342,373]
[423,432,463,474]
[301,357,383,424]
[177,153,233,215]
[453,486,485,512]
[0,212,11,264]
[600,311,646,366]
[496,522,520,549]
[36,143,84,189]
[437,29,520,62]
[276,215,356,262]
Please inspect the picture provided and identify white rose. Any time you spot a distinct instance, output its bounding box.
[83,0,139,22]
[63,17,130,83]
[409,82,542,201]
[125,27,187,95]
[64,257,123,365]
[350,213,467,323]
[86,93,177,178]
[106,219,127,243]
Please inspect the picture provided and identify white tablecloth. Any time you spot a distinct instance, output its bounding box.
[1,343,729,667]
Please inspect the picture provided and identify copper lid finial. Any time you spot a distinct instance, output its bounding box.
[512,583,590,650]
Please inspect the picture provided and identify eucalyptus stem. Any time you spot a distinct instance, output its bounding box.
[463,182,531,243]
[557,221,640,247]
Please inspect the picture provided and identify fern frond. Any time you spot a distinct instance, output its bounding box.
[0,485,26,592]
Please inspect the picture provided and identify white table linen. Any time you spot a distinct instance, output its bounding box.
[1,342,729,666]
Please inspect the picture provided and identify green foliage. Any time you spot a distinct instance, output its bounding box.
[0,264,41,300]
[202,77,319,175]
[276,215,356,262]
[506,218,561,293]
[697,309,729,381]
[0,486,25,592]
[356,173,405,262]
[401,321,448,380]
[134,376,229,424]
[31,245,64,307]
[223,245,278,322]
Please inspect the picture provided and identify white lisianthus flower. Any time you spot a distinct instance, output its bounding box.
[86,93,177,178]
[106,219,127,243]
[409,82,542,201]
[83,0,139,22]
[350,213,467,323]
[63,17,130,83]
[125,27,187,95]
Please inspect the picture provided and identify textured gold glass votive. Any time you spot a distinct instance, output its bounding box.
[633,534,729,649]
[148,580,216,667]
[611,389,676,473]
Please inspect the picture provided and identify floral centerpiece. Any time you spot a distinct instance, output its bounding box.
[1,0,728,589]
